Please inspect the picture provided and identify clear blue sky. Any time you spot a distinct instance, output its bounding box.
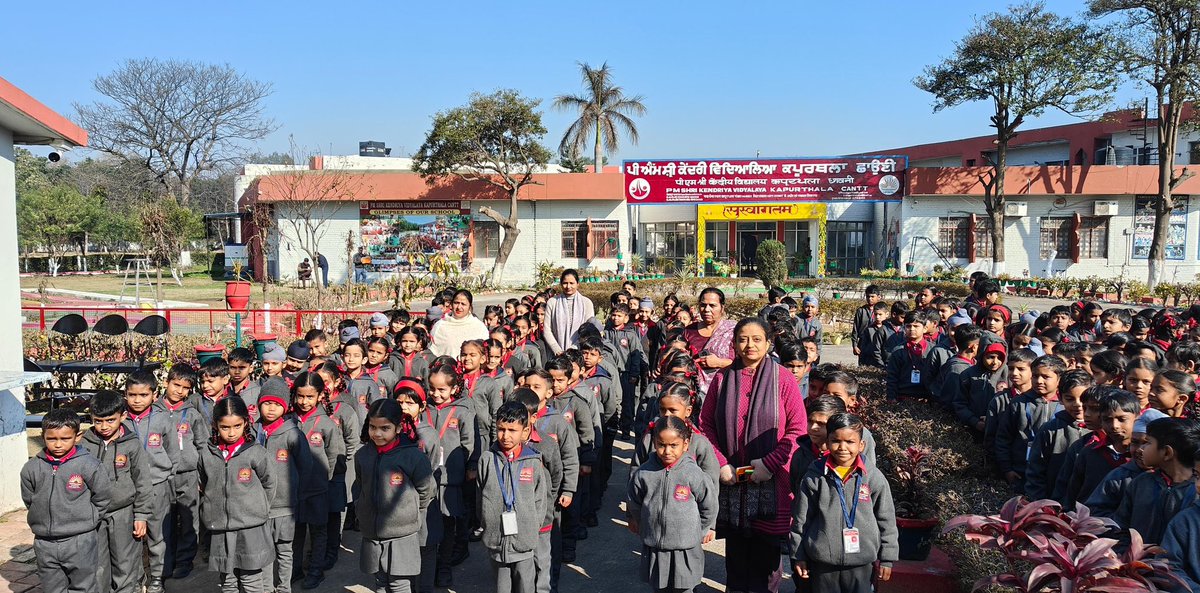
[2,0,1144,162]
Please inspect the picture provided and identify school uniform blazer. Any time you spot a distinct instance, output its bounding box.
[128,406,177,486]
[627,455,716,551]
[1115,471,1198,545]
[389,351,431,384]
[551,386,597,465]
[353,440,435,541]
[295,407,347,481]
[477,445,550,562]
[258,418,319,518]
[198,441,276,532]
[1084,461,1144,519]
[994,393,1060,476]
[955,366,1008,428]
[535,407,579,498]
[80,425,153,519]
[790,458,899,569]
[22,448,113,539]
[156,399,209,475]
[427,398,479,484]
[1025,411,1088,501]
[1161,501,1200,592]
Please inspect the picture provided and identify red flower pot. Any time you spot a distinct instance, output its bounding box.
[195,344,225,364]
[225,281,252,310]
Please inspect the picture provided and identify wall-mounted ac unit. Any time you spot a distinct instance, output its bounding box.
[1094,200,1119,216]
[1004,201,1028,217]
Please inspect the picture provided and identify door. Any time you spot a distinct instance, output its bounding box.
[784,222,812,277]
[737,222,776,277]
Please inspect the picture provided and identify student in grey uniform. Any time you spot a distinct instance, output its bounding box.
[366,337,401,396]
[198,397,277,593]
[291,371,346,578]
[546,356,596,563]
[1113,417,1199,545]
[82,391,152,593]
[995,355,1066,493]
[427,362,479,587]
[791,413,897,593]
[492,326,530,377]
[632,384,721,487]
[255,379,318,592]
[513,316,544,372]
[157,364,208,579]
[124,370,175,593]
[1025,370,1092,500]
[228,347,262,416]
[354,399,436,593]
[390,327,432,384]
[1083,409,1162,517]
[477,402,552,593]
[22,409,113,593]
[394,380,445,593]
[342,338,385,418]
[626,416,717,593]
[485,338,517,401]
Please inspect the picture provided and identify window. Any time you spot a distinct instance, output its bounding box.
[1079,217,1108,258]
[1040,218,1071,259]
[939,217,969,259]
[561,220,619,259]
[642,222,695,274]
[473,220,500,258]
[827,222,870,277]
[705,221,729,261]
[973,217,994,259]
[1191,142,1200,165]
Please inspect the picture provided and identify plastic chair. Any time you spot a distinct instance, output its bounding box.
[49,313,88,337]
[91,314,129,360]
[132,315,170,363]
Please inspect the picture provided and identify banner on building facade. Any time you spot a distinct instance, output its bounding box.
[623,157,906,203]
[359,201,471,273]
[1132,196,1187,260]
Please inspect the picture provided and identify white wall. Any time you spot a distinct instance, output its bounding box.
[900,194,1200,280]
[984,142,1071,166]
[272,199,630,287]
[0,126,31,511]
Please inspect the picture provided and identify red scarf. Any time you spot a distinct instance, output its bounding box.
[905,337,930,360]
[464,370,482,399]
[219,438,245,461]
[260,417,286,437]
[377,438,401,454]
[297,407,319,424]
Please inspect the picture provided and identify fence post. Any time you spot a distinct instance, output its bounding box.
[294,312,303,338]
[39,308,45,331]
[165,310,172,332]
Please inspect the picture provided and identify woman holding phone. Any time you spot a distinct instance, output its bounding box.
[698,317,807,593]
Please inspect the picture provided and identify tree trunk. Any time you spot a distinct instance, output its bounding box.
[594,119,603,174]
[1148,95,1182,288]
[991,139,1008,276]
[483,188,524,286]
[155,263,164,305]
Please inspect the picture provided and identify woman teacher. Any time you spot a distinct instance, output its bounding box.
[698,317,807,593]
[684,287,738,396]
[543,269,595,355]
[430,289,490,357]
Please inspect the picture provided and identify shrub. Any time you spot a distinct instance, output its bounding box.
[755,239,788,290]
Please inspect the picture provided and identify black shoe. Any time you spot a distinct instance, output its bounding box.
[322,555,338,571]
[449,546,470,566]
[584,514,599,528]
[575,525,588,540]
[302,572,325,590]
[291,571,305,583]
[145,578,165,593]
[172,566,193,580]
[561,547,576,564]
[435,568,453,588]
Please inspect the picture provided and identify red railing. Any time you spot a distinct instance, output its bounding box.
[22,306,422,339]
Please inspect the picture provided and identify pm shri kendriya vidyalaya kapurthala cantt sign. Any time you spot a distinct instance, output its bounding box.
[623,157,907,203]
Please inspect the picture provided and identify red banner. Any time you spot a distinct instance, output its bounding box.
[623,157,906,203]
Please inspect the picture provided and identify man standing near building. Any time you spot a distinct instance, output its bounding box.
[354,246,370,284]
[316,252,330,288]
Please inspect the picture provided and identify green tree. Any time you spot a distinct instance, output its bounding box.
[412,90,552,285]
[1090,0,1200,287]
[914,2,1118,275]
[16,185,104,276]
[554,62,646,174]
[755,239,788,290]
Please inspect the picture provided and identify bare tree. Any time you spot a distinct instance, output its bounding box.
[75,58,277,207]
[244,201,277,301]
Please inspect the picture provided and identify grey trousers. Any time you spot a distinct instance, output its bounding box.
[493,557,536,593]
[375,572,415,593]
[97,505,142,593]
[220,568,265,593]
[164,470,200,573]
[268,516,296,593]
[807,562,874,593]
[34,530,98,593]
[144,480,170,581]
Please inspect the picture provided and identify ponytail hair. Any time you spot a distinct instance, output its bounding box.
[292,371,334,417]
[211,396,253,444]
[429,358,463,391]
[363,398,417,443]
[651,415,692,442]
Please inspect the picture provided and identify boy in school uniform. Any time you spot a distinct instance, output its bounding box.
[985,348,1037,461]
[227,347,261,405]
[1062,389,1140,509]
[155,364,208,579]
[857,301,892,369]
[124,370,176,593]
[851,285,882,361]
[885,311,951,400]
[285,341,311,377]
[954,342,1009,433]
[1084,409,1161,518]
[579,336,620,527]
[22,409,113,593]
[81,390,152,593]
[791,413,897,593]
[797,296,824,353]
[477,402,552,593]
[1053,385,1111,506]
[259,343,288,380]
[935,325,982,410]
[995,356,1065,492]
[1114,417,1199,545]
[1025,370,1092,500]
[605,303,646,438]
[545,357,595,563]
[192,358,233,424]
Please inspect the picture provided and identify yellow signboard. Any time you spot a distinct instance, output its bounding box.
[696,203,827,277]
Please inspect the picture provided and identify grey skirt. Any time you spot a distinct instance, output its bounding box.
[360,532,421,577]
[641,544,705,590]
[209,523,274,572]
[268,514,295,543]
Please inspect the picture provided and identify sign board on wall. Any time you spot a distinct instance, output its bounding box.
[359,201,471,273]
[623,156,906,203]
[1132,196,1187,260]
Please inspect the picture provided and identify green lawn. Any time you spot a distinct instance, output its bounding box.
[22,271,233,306]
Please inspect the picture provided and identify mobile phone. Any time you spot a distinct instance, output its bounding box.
[735,466,755,483]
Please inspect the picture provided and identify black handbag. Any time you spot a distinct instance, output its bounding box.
[717,479,777,534]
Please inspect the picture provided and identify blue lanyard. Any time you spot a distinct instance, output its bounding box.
[135,409,154,448]
[832,471,861,529]
[493,454,519,512]
[178,408,189,449]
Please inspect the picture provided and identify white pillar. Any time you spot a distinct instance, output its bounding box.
[0,127,31,512]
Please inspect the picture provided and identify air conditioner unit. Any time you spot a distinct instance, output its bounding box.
[1094,200,1119,216]
[1004,201,1028,217]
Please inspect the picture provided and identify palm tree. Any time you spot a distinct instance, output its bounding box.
[554,62,646,174]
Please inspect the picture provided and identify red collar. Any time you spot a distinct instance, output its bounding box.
[45,446,77,464]
[583,366,597,379]
[905,337,930,357]
[218,438,245,460]
[297,407,319,423]
[376,438,402,454]
[612,323,626,331]
[435,399,454,411]
[534,406,548,420]
[233,378,252,393]
[502,444,523,461]
[824,455,867,481]
[163,399,188,411]
[129,407,151,421]
[260,417,286,437]
[955,354,974,364]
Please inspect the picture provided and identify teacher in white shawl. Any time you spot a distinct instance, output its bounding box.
[430,288,490,357]
[543,269,594,355]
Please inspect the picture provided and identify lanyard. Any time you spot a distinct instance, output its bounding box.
[494,454,519,512]
[178,408,189,450]
[437,408,458,440]
[134,409,153,448]
[832,472,861,529]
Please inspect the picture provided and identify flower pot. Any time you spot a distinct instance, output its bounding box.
[253,334,279,360]
[225,281,252,310]
[896,517,939,561]
[1141,296,1157,304]
[832,291,842,299]
[195,344,226,365]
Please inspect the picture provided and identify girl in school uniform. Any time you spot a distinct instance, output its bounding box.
[626,416,717,593]
[341,338,383,417]
[426,361,479,588]
[483,337,516,401]
[354,399,436,593]
[490,326,529,376]
[395,380,444,593]
[390,327,432,384]
[365,336,401,396]
[199,397,277,592]
[633,382,721,486]
[291,371,348,577]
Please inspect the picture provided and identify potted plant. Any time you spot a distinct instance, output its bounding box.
[252,333,279,360]
[225,261,252,310]
[1126,279,1151,304]
[889,445,941,561]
